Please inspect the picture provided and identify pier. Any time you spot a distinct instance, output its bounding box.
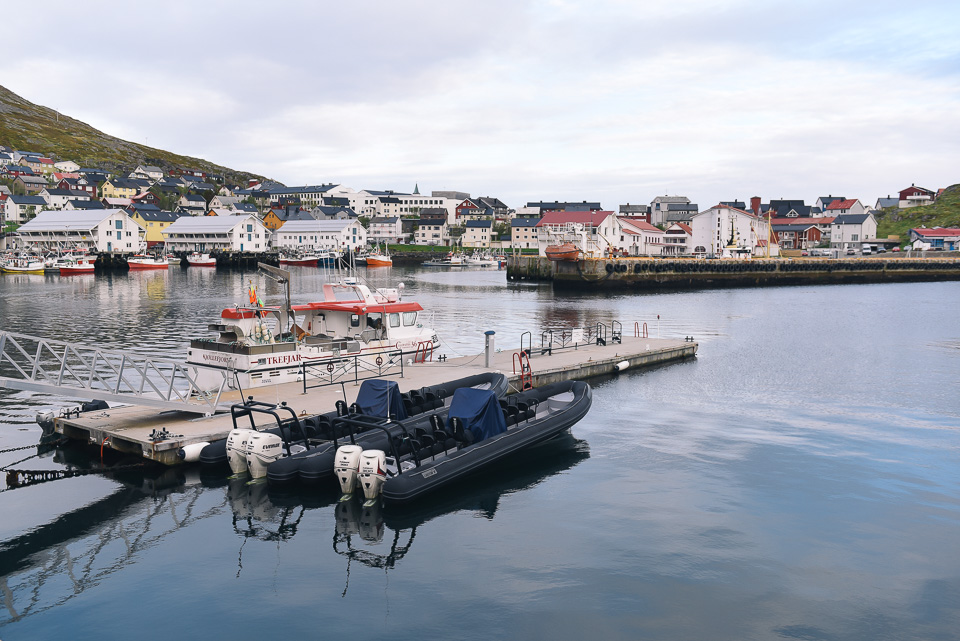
[506,255,960,288]
[48,334,697,465]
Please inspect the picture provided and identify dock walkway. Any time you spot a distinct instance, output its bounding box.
[55,336,697,464]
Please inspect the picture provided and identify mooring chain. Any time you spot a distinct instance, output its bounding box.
[0,443,41,455]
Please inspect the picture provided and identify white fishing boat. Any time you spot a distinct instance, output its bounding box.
[187,252,217,267]
[187,264,440,390]
[422,251,466,267]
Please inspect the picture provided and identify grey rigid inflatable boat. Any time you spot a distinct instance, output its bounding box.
[342,380,592,505]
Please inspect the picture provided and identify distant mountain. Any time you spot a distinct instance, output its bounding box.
[0,85,266,185]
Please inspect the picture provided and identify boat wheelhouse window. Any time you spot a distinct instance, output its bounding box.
[389,313,400,328]
[402,311,417,326]
[366,312,383,329]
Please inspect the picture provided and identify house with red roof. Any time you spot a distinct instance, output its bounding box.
[663,222,692,256]
[618,218,665,256]
[536,210,622,257]
[909,227,960,251]
[898,184,937,209]
[824,198,866,216]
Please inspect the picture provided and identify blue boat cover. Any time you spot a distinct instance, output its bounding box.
[355,379,408,419]
[447,388,506,443]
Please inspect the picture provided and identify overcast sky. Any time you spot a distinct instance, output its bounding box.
[6,0,959,209]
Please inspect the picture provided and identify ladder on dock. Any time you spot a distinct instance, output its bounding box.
[0,331,231,415]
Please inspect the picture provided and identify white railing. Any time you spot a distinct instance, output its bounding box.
[0,331,231,415]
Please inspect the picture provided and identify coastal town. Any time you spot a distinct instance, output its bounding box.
[1,145,957,262]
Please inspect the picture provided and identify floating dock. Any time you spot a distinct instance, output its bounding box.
[507,255,960,288]
[53,335,697,465]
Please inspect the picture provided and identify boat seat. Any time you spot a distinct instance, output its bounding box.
[450,417,474,448]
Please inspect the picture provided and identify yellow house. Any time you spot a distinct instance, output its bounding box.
[101,179,140,199]
[130,209,183,247]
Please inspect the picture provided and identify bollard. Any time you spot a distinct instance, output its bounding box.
[484,330,496,368]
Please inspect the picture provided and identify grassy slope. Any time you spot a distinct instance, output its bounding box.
[875,184,960,241]
[0,85,265,185]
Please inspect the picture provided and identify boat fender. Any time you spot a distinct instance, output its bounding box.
[614,360,630,373]
[605,263,614,273]
[634,264,642,273]
[177,441,211,463]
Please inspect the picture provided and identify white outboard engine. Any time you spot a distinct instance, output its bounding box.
[358,450,387,501]
[246,432,284,479]
[334,444,363,495]
[226,429,255,475]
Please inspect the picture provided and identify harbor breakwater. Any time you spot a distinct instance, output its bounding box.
[506,255,960,289]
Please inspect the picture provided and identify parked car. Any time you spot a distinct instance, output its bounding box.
[877,247,887,253]
[845,248,856,256]
[892,247,901,252]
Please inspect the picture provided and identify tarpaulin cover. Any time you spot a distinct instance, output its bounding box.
[447,388,507,443]
[355,379,408,419]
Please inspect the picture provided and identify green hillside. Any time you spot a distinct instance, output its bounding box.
[0,85,266,185]
[876,184,960,242]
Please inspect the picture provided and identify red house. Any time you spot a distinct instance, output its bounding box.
[898,184,936,208]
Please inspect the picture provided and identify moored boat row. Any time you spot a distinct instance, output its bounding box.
[187,372,591,505]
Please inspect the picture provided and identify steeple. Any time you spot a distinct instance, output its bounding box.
[413,183,420,194]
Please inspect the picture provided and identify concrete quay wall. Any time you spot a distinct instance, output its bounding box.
[506,256,960,289]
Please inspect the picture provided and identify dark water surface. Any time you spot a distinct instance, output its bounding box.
[1,267,958,640]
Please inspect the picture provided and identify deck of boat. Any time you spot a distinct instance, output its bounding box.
[55,335,697,464]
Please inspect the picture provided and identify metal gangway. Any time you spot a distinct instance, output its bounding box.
[0,331,231,415]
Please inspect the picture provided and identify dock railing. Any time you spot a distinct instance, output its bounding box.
[301,349,404,392]
[0,330,230,415]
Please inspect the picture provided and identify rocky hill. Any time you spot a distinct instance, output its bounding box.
[876,184,960,240]
[0,85,266,186]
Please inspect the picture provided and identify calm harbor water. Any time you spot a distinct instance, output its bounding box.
[1,266,958,640]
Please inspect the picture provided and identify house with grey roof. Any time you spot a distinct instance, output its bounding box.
[4,195,49,225]
[273,219,366,252]
[830,213,877,250]
[368,216,403,243]
[162,214,269,253]
[15,209,144,253]
[511,217,541,249]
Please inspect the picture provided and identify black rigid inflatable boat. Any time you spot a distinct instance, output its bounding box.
[265,372,509,485]
[190,372,507,469]
[349,380,592,504]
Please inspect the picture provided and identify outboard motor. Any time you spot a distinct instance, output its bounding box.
[226,428,255,475]
[246,432,284,479]
[334,444,363,495]
[358,450,387,501]
[36,410,56,433]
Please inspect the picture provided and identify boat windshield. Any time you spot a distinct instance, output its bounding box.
[327,285,364,302]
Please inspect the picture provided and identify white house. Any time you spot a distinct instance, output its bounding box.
[830,213,877,250]
[54,160,81,173]
[130,165,164,182]
[162,215,269,253]
[663,222,692,256]
[39,188,89,210]
[618,218,665,256]
[209,195,242,210]
[273,219,366,252]
[414,214,450,245]
[368,216,403,243]
[16,209,144,253]
[824,199,866,216]
[462,219,493,248]
[4,195,49,225]
[510,217,541,249]
[689,205,771,257]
